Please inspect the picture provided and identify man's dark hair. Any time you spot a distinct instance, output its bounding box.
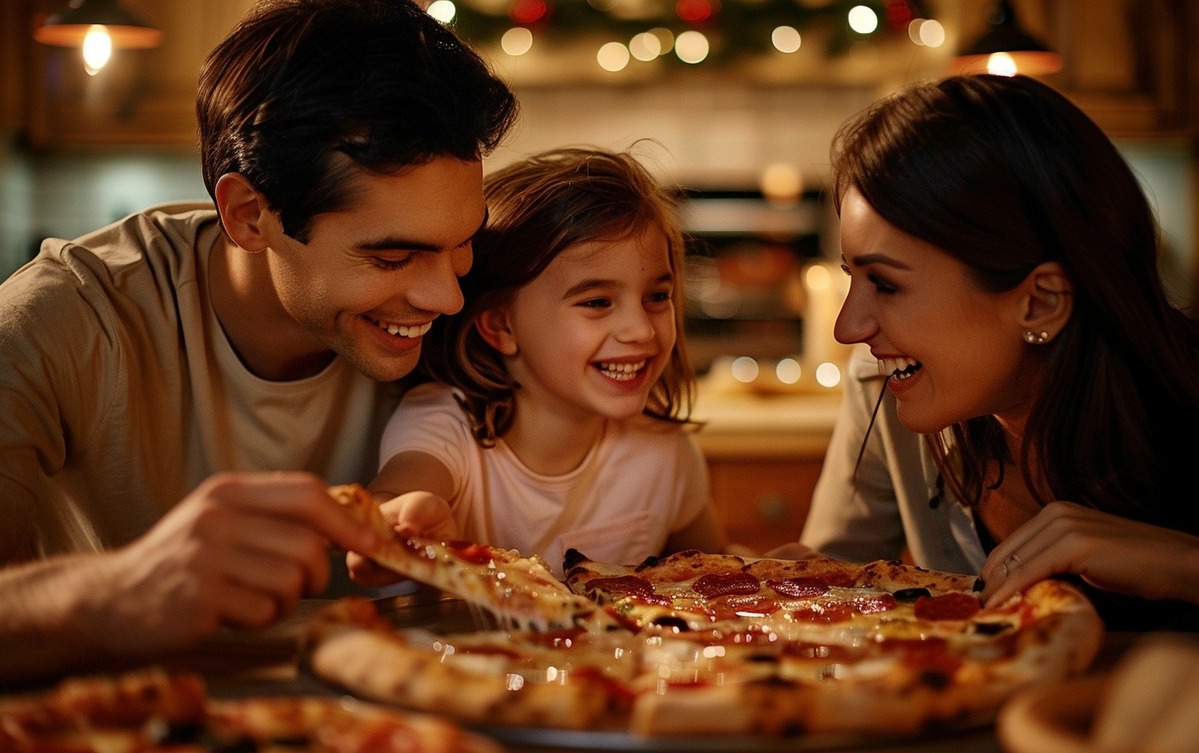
[196,0,517,241]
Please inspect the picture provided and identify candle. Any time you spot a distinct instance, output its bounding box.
[802,260,852,373]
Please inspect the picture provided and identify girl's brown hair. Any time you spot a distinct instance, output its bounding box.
[415,146,697,445]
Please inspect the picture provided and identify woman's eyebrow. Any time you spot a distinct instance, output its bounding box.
[846,253,913,270]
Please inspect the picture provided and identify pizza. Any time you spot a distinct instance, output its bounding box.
[0,666,502,753]
[304,501,1105,739]
[329,484,615,631]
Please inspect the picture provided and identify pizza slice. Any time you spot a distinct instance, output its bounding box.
[329,484,617,631]
[0,666,502,753]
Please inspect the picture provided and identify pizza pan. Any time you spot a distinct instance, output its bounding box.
[366,592,1001,753]
[472,722,999,753]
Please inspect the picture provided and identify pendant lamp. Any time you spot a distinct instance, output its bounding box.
[954,0,1061,76]
[34,0,163,49]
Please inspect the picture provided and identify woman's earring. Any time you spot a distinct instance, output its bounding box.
[1023,330,1050,345]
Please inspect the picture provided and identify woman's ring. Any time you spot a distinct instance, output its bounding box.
[1001,553,1023,577]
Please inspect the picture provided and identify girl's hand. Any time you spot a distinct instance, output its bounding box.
[980,500,1199,607]
[346,491,459,586]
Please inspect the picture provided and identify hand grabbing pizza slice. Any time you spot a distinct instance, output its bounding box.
[328,484,617,631]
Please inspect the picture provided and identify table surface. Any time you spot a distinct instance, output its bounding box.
[141,591,1142,753]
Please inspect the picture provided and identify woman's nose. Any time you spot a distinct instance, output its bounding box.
[833,284,876,345]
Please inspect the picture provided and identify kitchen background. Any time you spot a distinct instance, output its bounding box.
[1,0,1196,551]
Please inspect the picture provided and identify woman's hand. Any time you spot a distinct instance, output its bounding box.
[762,542,821,560]
[980,500,1199,607]
[346,491,459,587]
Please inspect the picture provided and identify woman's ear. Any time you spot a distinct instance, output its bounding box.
[1018,261,1073,343]
[474,307,518,356]
[214,173,274,252]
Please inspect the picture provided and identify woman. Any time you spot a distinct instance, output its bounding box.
[798,74,1199,630]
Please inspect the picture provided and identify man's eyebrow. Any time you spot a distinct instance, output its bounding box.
[358,210,488,252]
[846,253,912,270]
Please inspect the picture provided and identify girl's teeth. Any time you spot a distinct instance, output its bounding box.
[598,360,645,381]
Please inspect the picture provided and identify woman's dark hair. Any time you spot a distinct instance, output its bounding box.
[831,74,1199,532]
[196,0,517,241]
[416,146,697,445]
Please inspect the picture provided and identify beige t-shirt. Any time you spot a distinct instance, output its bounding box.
[0,203,400,558]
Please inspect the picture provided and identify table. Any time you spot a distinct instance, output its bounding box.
[147,592,1144,753]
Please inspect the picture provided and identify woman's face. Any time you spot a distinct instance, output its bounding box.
[834,187,1042,434]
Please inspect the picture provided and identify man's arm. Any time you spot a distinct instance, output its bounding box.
[0,472,385,684]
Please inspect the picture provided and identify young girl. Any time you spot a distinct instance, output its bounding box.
[350,147,728,581]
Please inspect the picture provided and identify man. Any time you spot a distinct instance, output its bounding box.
[0,0,516,682]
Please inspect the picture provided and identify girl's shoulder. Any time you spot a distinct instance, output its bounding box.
[392,382,470,423]
[606,415,700,460]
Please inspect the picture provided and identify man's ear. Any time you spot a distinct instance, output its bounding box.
[1018,261,1073,342]
[214,173,274,252]
[474,307,518,356]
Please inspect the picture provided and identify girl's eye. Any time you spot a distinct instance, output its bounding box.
[839,262,851,276]
[577,298,612,309]
[371,256,415,271]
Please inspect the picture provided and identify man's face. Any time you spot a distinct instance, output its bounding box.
[261,157,484,383]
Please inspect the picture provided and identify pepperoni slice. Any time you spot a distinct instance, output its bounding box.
[584,575,656,599]
[709,594,782,621]
[914,592,981,621]
[790,602,855,623]
[766,577,829,599]
[692,572,761,599]
[446,541,494,565]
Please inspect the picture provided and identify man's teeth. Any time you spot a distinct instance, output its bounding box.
[598,360,646,381]
[377,320,432,338]
[877,357,921,381]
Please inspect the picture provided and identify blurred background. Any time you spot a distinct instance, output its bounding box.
[0,0,1195,551]
[1,0,1195,372]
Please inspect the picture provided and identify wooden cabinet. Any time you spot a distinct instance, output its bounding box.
[952,0,1198,137]
[693,390,838,554]
[707,456,823,555]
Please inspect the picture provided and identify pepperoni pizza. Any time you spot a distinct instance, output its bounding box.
[304,492,1104,739]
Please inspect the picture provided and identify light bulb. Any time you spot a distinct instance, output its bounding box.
[82,25,112,75]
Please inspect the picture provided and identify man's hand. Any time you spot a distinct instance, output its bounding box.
[0,471,385,682]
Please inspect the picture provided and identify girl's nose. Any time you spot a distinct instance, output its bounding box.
[616,306,655,343]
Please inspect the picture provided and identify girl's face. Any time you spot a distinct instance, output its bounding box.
[834,187,1041,434]
[496,224,677,425]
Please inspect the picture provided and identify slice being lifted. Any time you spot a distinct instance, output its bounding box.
[329,484,616,630]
